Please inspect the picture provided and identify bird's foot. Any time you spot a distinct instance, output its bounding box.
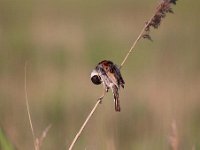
[98,88,108,104]
[98,96,104,104]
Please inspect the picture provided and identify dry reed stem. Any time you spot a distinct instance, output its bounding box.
[25,63,51,150]
[25,62,37,150]
[68,100,101,150]
[119,14,154,69]
[68,0,177,149]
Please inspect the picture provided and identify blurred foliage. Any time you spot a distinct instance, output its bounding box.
[0,128,15,150]
[0,0,200,150]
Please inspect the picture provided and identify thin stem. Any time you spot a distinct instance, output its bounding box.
[68,100,101,150]
[120,4,162,69]
[119,25,145,69]
[24,62,38,150]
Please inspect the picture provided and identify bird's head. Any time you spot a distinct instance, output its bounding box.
[90,69,102,85]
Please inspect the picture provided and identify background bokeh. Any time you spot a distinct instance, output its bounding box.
[0,0,200,150]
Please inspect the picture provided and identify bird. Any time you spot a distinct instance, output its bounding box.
[90,60,125,112]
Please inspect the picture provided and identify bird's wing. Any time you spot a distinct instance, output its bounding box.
[110,64,125,88]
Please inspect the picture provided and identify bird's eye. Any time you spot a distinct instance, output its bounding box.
[91,75,101,85]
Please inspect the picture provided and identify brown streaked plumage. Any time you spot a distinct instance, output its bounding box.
[91,60,125,112]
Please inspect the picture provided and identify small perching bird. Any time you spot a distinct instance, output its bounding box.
[90,60,125,112]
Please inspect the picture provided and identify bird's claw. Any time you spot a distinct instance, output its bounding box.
[98,88,108,104]
[98,96,104,104]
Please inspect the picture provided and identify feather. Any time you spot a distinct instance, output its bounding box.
[111,85,121,112]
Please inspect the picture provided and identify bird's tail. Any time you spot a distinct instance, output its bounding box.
[112,85,121,112]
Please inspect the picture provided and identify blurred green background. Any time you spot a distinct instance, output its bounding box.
[0,0,200,149]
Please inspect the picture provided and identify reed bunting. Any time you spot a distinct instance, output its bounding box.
[91,60,125,112]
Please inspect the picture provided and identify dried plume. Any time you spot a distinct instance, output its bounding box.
[120,0,177,68]
[142,0,177,40]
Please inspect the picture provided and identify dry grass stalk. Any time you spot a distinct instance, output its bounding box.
[68,0,177,149]
[25,63,51,150]
[68,100,101,150]
[25,62,37,149]
[169,120,179,150]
